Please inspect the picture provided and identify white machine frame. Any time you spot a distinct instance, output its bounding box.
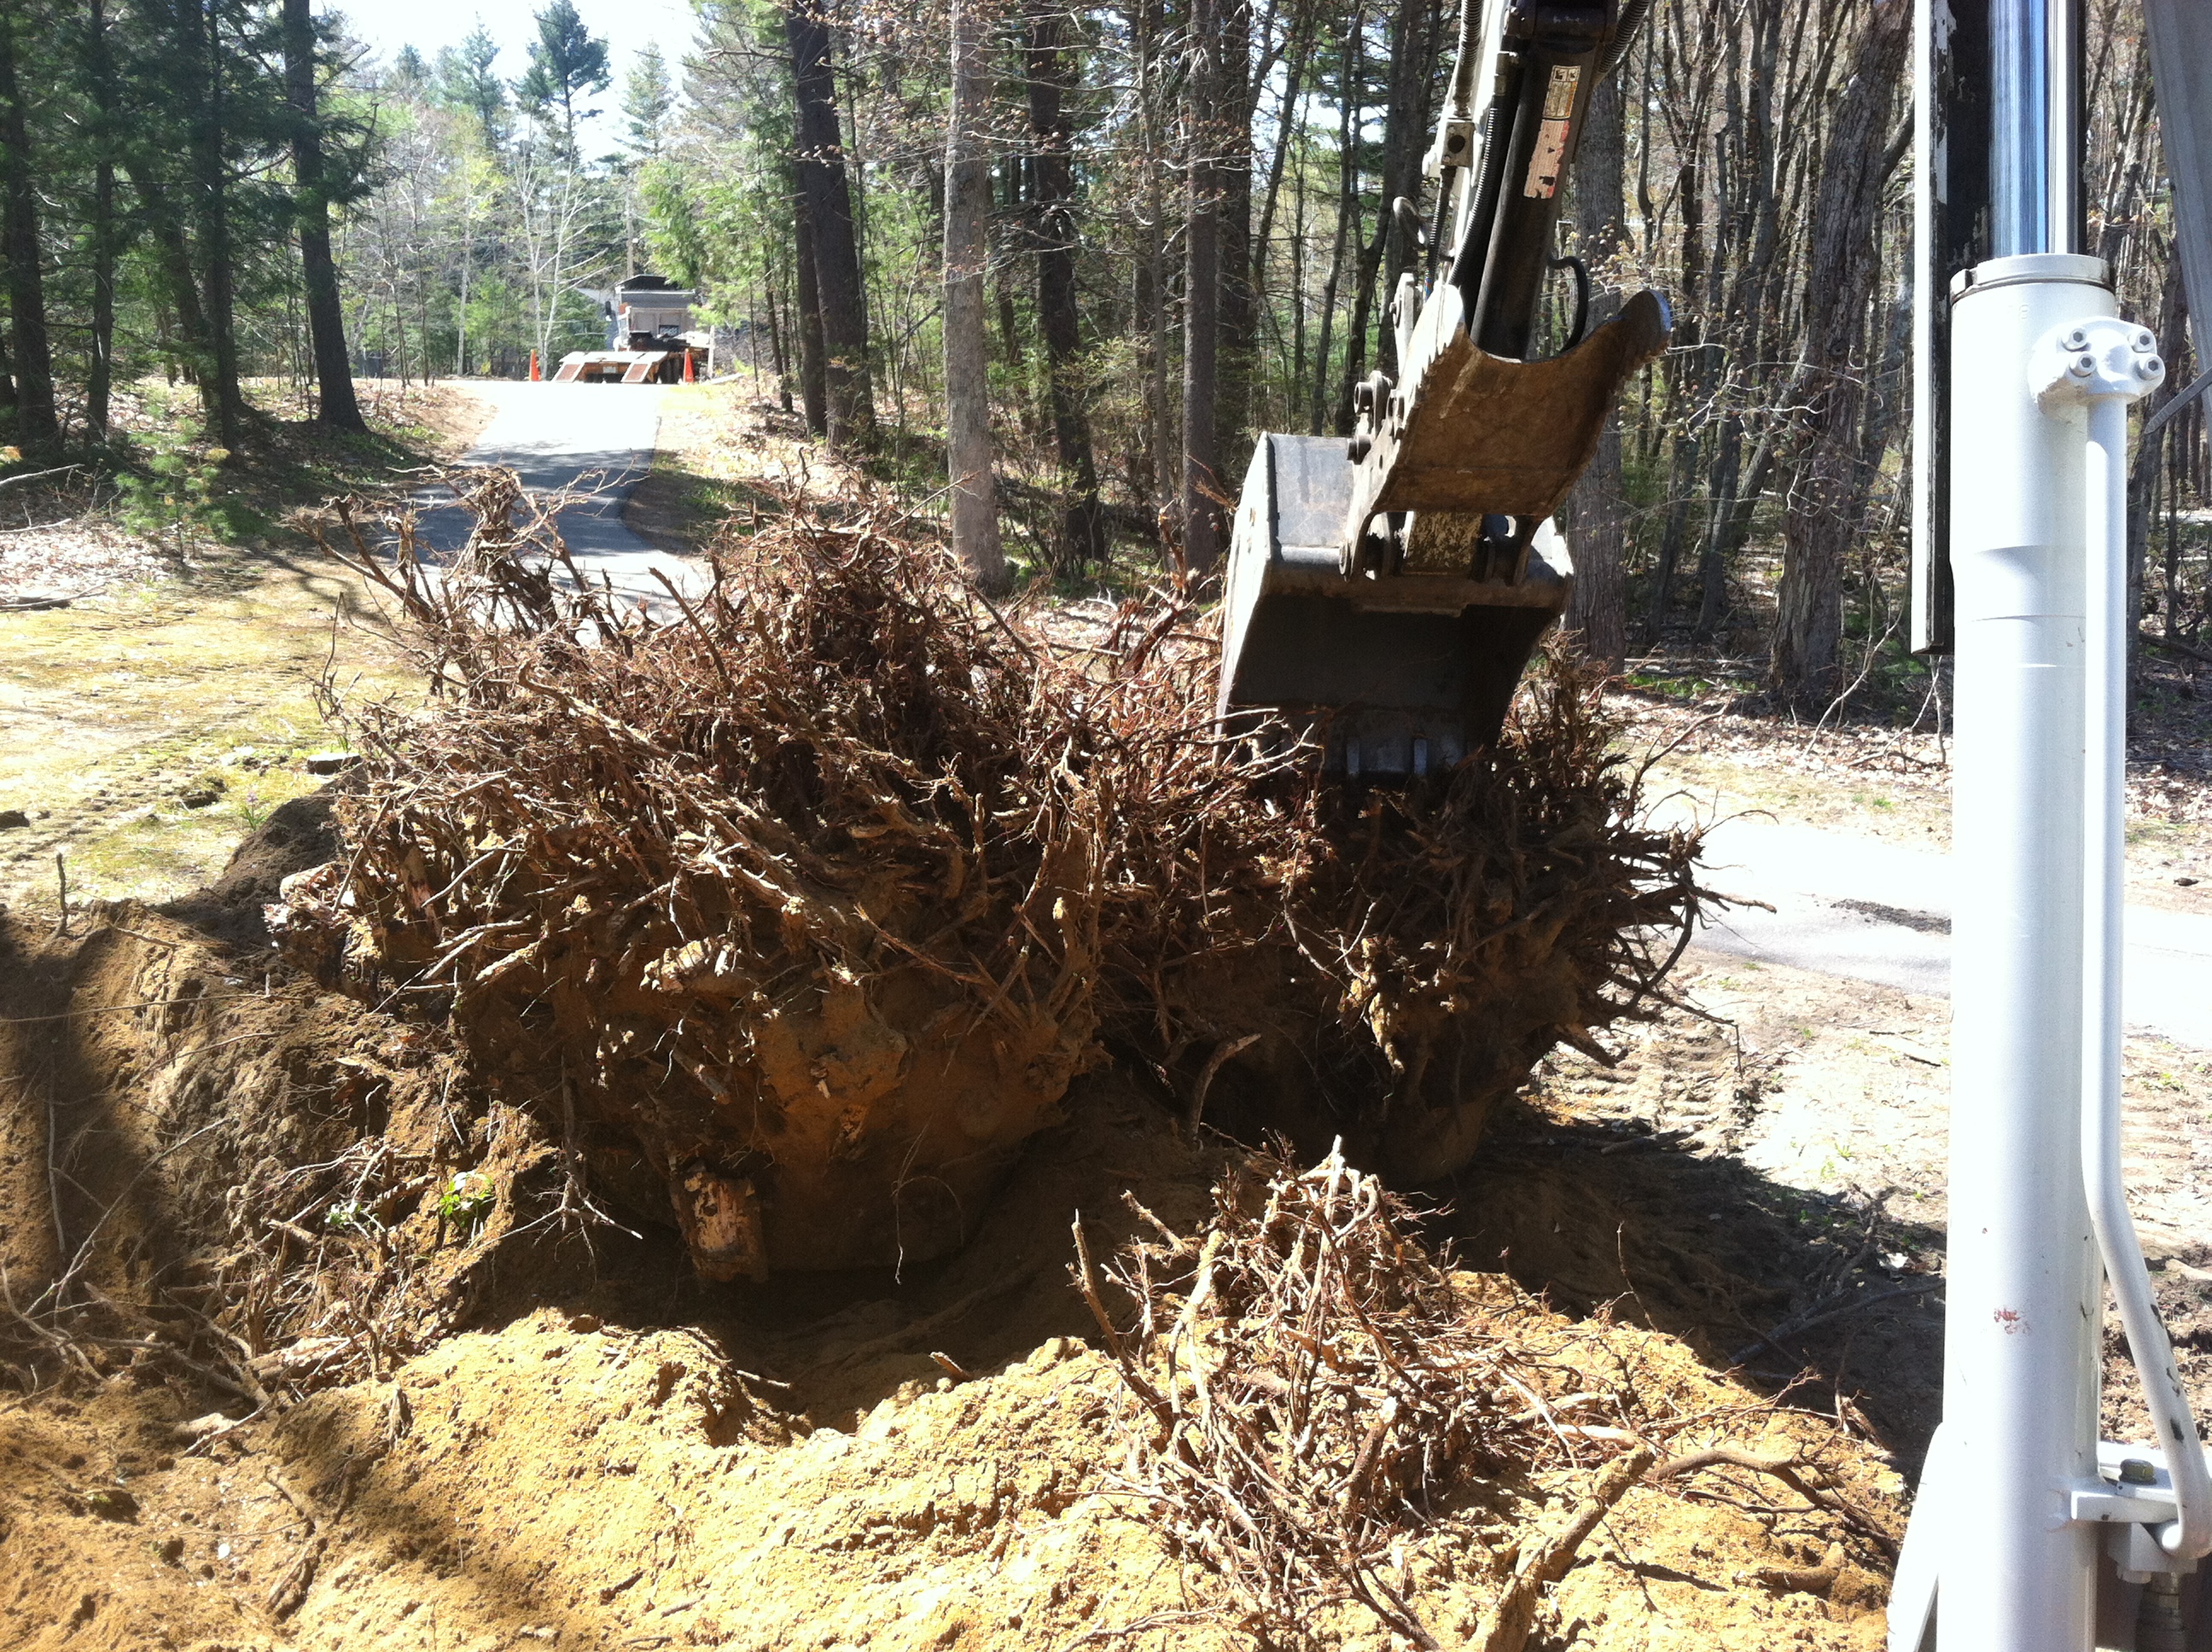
[1894,1,2212,1646]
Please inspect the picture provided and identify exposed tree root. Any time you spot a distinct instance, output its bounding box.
[276,477,1708,1275]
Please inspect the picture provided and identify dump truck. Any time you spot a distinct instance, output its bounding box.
[554,274,707,384]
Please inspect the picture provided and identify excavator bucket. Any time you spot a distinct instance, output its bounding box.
[1220,435,1567,777]
[1219,0,1667,773]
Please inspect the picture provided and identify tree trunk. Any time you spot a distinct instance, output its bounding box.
[282,0,364,430]
[762,262,795,411]
[125,157,211,383]
[792,189,830,435]
[1562,68,1628,669]
[1026,0,1106,570]
[2128,257,2190,687]
[84,0,119,441]
[996,267,1027,409]
[1692,416,1741,639]
[1180,0,1224,572]
[1214,0,1254,476]
[1309,12,1359,436]
[1372,0,1441,374]
[1770,1,1907,706]
[943,0,1008,593]
[1644,427,1700,648]
[1252,9,1316,304]
[0,8,59,451]
[0,294,15,410]
[194,0,246,448]
[784,0,875,450]
[1135,0,1175,517]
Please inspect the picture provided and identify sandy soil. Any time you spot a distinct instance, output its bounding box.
[1466,950,2212,1454]
[7,390,2210,1648]
[0,891,1905,1652]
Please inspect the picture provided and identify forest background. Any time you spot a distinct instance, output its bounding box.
[0,0,2203,709]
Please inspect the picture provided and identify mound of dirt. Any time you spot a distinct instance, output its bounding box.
[3,1254,1901,1652]
[1,826,1900,1652]
[129,1312,1889,1650]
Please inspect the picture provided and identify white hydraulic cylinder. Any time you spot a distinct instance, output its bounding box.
[1939,251,2113,1652]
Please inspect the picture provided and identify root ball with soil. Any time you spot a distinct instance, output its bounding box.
[280,476,1706,1276]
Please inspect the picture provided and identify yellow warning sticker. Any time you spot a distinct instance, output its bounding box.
[1524,64,1580,198]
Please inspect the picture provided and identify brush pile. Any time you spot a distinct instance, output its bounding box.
[1075,1146,1652,1649]
[278,475,1704,1276]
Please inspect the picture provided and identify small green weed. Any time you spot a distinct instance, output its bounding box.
[323,1200,379,1235]
[439,1172,495,1232]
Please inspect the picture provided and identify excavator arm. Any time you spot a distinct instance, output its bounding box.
[1218,0,1667,775]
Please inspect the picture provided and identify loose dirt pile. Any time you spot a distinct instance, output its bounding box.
[273,482,1704,1278]
[1080,1148,1898,1649]
[0,895,1900,1650]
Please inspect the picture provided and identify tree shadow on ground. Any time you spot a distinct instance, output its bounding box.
[1436,1092,1946,1475]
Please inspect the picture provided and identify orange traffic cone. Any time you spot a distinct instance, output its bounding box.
[529,351,541,381]
[682,351,696,384]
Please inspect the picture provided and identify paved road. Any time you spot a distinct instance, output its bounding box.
[409,381,701,603]
[1683,814,2212,1048]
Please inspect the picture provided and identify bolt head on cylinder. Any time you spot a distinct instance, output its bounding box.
[2033,314,2168,410]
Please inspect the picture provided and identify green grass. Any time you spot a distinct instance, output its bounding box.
[54,724,328,905]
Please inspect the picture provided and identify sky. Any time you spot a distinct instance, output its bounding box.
[328,0,703,114]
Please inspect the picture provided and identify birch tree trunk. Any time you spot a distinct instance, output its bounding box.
[943,0,1008,592]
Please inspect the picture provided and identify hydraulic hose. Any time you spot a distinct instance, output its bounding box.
[1598,0,1650,79]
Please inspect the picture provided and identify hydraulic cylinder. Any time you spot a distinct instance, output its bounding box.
[1938,249,2113,1652]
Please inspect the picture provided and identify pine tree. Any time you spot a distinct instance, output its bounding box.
[783,0,872,449]
[436,25,509,149]
[0,0,60,451]
[517,0,610,154]
[282,0,364,428]
[622,43,673,161]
